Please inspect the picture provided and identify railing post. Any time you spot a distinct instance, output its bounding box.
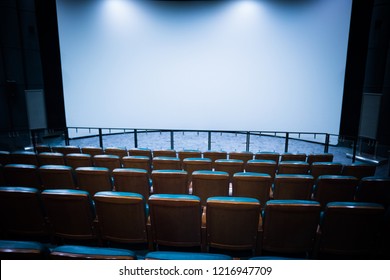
[246,132,250,152]
[134,129,138,148]
[208,131,212,151]
[98,128,103,148]
[324,133,330,153]
[284,132,289,153]
[30,129,37,152]
[170,131,174,150]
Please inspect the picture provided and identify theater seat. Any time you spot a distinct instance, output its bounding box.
[245,159,277,179]
[112,168,151,199]
[93,154,122,172]
[191,170,230,206]
[75,167,112,196]
[81,146,104,157]
[306,153,334,165]
[3,164,41,189]
[261,200,321,257]
[341,163,377,180]
[153,149,177,158]
[272,174,314,200]
[37,152,65,166]
[148,194,202,250]
[39,165,76,189]
[228,151,254,165]
[50,245,136,260]
[122,156,151,175]
[178,150,202,168]
[152,156,181,171]
[65,153,93,169]
[11,151,39,166]
[317,202,385,258]
[104,147,128,158]
[206,196,261,254]
[94,191,149,245]
[182,157,212,183]
[203,151,227,169]
[355,177,390,208]
[145,251,232,260]
[280,153,307,162]
[232,172,273,206]
[0,240,48,259]
[128,148,153,160]
[254,152,280,165]
[0,186,48,240]
[214,159,244,182]
[309,162,343,180]
[313,175,359,209]
[277,161,309,175]
[0,151,11,165]
[151,170,189,194]
[41,189,97,242]
[52,145,81,155]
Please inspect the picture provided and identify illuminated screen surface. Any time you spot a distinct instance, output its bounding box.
[56,0,352,133]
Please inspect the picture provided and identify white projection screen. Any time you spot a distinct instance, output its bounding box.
[56,0,352,134]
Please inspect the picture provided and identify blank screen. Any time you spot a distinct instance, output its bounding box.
[56,0,352,134]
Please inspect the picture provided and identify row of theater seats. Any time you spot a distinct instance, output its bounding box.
[1,187,389,259]
[1,162,388,209]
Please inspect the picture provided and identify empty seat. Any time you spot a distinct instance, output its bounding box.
[104,147,128,158]
[355,176,390,208]
[232,172,273,206]
[214,159,244,182]
[153,149,177,158]
[206,196,261,254]
[152,156,181,170]
[245,159,277,179]
[37,152,65,166]
[0,150,11,165]
[93,154,121,172]
[313,175,359,209]
[0,186,48,239]
[3,164,41,189]
[178,150,202,167]
[112,168,151,199]
[341,163,377,180]
[65,153,93,169]
[75,167,112,196]
[317,202,385,258]
[128,148,153,160]
[39,165,76,189]
[277,161,309,175]
[94,191,149,245]
[50,245,136,260]
[35,144,52,153]
[228,151,254,164]
[0,164,5,186]
[41,189,97,242]
[203,150,227,169]
[255,151,280,165]
[11,151,39,165]
[0,240,48,259]
[310,162,343,180]
[273,174,314,200]
[52,145,81,155]
[191,170,230,206]
[148,194,202,249]
[81,146,104,157]
[145,251,232,260]
[261,200,321,256]
[183,158,212,183]
[280,153,307,162]
[151,170,189,194]
[307,153,334,165]
[122,156,151,174]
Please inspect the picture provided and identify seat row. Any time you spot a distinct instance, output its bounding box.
[0,187,388,259]
[1,161,387,209]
